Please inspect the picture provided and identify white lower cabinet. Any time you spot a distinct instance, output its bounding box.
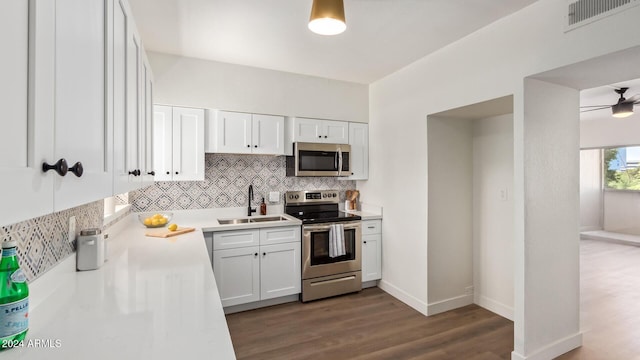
[211,226,301,307]
[361,220,382,282]
[213,246,261,307]
[260,242,301,300]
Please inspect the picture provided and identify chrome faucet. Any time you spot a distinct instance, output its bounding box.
[248,185,256,216]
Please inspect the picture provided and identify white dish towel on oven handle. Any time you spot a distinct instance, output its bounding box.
[329,223,346,258]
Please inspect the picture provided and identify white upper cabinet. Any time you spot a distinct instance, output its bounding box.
[141,54,155,185]
[113,0,144,194]
[287,118,349,145]
[251,114,285,155]
[0,1,54,226]
[209,111,252,154]
[208,110,285,155]
[153,106,205,181]
[346,123,369,180]
[53,0,112,211]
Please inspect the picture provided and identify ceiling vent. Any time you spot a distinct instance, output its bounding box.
[566,0,639,31]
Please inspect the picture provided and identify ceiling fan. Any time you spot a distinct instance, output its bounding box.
[580,87,640,118]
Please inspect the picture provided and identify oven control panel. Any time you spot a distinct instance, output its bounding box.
[285,190,339,205]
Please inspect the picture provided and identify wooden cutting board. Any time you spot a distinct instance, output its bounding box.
[145,227,195,238]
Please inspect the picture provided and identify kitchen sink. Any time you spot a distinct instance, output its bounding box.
[217,218,251,225]
[248,216,287,223]
[217,216,288,225]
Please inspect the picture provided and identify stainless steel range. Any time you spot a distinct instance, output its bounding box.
[284,190,362,302]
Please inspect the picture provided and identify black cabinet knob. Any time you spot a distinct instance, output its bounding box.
[175,171,179,175]
[128,169,141,176]
[247,145,250,148]
[324,135,328,138]
[166,171,170,175]
[147,171,155,176]
[318,135,321,138]
[42,159,68,177]
[262,252,266,256]
[254,145,257,148]
[69,162,84,177]
[364,241,367,244]
[254,253,258,257]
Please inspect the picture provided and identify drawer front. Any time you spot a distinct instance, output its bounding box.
[260,226,301,246]
[361,220,381,235]
[213,229,260,250]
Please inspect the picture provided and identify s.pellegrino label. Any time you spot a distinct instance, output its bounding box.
[0,241,29,350]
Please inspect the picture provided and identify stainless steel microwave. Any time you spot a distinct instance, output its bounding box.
[286,142,351,177]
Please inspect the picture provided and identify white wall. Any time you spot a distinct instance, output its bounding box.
[581,115,640,149]
[603,190,640,235]
[580,149,602,231]
[147,51,369,123]
[426,116,473,315]
[473,114,514,320]
[360,1,640,358]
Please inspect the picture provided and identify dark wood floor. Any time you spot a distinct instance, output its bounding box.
[226,287,514,360]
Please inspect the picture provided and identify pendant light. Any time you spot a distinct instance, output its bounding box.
[308,0,346,36]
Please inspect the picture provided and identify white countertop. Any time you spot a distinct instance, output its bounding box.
[4,209,301,359]
[3,206,381,359]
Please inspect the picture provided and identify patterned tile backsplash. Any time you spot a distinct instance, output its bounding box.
[130,153,356,211]
[0,200,103,282]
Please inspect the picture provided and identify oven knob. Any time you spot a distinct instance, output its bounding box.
[322,194,327,198]
[295,195,299,199]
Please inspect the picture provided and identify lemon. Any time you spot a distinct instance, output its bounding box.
[168,223,178,231]
[143,218,153,226]
[153,213,164,220]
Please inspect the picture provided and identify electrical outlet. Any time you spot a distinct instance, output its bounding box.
[68,216,76,243]
[499,188,508,201]
[465,286,474,295]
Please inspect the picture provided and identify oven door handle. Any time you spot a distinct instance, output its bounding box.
[303,223,360,231]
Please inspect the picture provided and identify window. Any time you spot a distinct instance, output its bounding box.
[604,146,640,190]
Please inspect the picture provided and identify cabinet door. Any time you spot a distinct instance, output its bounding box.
[172,107,205,181]
[152,105,173,181]
[140,55,155,185]
[260,242,301,300]
[213,247,260,307]
[362,234,382,282]
[213,229,260,250]
[125,20,142,188]
[0,1,54,226]
[215,111,252,154]
[54,0,112,211]
[112,0,132,194]
[260,226,301,246]
[347,123,369,180]
[292,118,323,143]
[323,120,349,144]
[251,114,285,155]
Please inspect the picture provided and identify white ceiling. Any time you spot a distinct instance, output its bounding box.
[128,0,538,84]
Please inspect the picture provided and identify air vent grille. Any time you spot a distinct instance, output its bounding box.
[567,0,639,29]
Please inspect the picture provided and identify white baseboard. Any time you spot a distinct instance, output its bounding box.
[427,294,474,316]
[476,294,514,321]
[579,225,601,232]
[223,294,300,314]
[378,279,429,316]
[511,332,582,360]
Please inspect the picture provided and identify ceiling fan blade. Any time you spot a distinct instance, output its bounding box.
[580,104,613,108]
[626,94,640,102]
[580,106,610,113]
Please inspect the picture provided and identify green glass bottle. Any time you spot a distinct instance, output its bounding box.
[0,240,29,350]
